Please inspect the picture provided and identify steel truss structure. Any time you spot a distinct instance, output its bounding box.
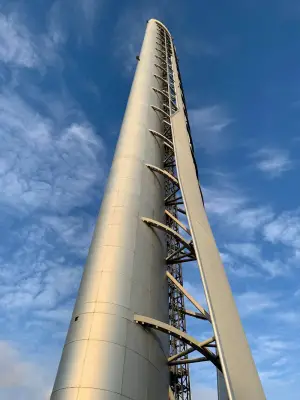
[50,19,266,400]
[135,21,266,400]
[136,21,210,400]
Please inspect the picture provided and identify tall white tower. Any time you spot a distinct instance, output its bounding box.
[51,19,266,400]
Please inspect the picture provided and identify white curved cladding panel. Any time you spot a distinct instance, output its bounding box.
[170,53,266,399]
[51,20,169,400]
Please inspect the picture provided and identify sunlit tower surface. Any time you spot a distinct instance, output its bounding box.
[50,19,266,400]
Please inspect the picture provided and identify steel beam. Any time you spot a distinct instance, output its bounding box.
[169,357,208,366]
[170,45,266,399]
[134,315,221,370]
[168,347,196,363]
[165,209,191,235]
[166,271,211,322]
[145,164,178,185]
[142,217,193,251]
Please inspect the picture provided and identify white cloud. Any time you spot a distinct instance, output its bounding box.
[0,264,81,311]
[189,105,233,153]
[263,209,300,249]
[0,4,106,397]
[203,179,300,278]
[204,178,300,276]
[49,0,103,46]
[0,13,39,68]
[0,12,64,70]
[250,334,299,395]
[227,263,260,278]
[220,250,261,278]
[230,206,273,231]
[223,243,289,277]
[252,148,293,178]
[204,184,274,236]
[236,291,277,317]
[191,384,217,400]
[42,214,95,255]
[251,334,294,365]
[0,0,102,70]
[203,185,245,217]
[276,310,300,324]
[260,259,289,277]
[0,88,106,213]
[225,242,261,262]
[35,307,73,324]
[259,369,286,383]
[78,0,101,26]
[0,341,50,399]
[272,357,288,367]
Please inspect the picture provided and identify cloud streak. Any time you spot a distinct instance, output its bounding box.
[189,105,233,153]
[236,291,277,317]
[263,209,300,256]
[0,88,106,214]
[49,0,103,45]
[0,11,65,70]
[252,148,293,178]
[203,183,274,237]
[0,3,109,399]
[0,341,51,400]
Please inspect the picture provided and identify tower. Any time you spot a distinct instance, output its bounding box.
[50,19,266,400]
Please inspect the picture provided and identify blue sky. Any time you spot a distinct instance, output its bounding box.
[0,0,299,399]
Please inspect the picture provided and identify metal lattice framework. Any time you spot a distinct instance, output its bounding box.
[134,20,265,400]
[157,23,190,400]
[136,21,217,400]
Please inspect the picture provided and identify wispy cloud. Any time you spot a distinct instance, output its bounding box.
[252,148,293,178]
[42,214,96,256]
[224,242,289,277]
[0,88,106,213]
[203,174,300,278]
[276,310,300,324]
[225,242,261,262]
[250,333,299,392]
[272,357,288,367]
[0,257,81,311]
[236,291,277,317]
[78,0,102,27]
[251,334,296,365]
[0,341,50,399]
[221,251,260,278]
[189,105,233,153]
[203,184,273,236]
[49,0,103,45]
[263,209,300,250]
[0,11,64,70]
[191,384,217,400]
[0,7,105,391]
[0,13,39,68]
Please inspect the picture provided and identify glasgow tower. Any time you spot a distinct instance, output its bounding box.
[50,19,266,400]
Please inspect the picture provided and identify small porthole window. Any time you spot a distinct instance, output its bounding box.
[74,316,79,322]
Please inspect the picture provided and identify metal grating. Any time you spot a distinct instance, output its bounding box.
[154,22,191,400]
